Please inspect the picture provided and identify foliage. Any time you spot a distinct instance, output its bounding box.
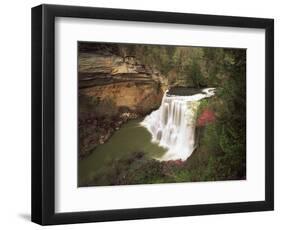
[197,108,215,127]
[114,44,227,88]
[194,48,246,180]
[80,44,247,185]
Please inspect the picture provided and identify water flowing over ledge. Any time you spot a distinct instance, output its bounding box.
[141,88,215,161]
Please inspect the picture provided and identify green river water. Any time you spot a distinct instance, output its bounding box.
[78,119,166,185]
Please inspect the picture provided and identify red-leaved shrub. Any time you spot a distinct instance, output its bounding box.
[197,108,215,127]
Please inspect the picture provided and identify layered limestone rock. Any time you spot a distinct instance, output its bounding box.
[78,51,166,157]
[79,53,166,113]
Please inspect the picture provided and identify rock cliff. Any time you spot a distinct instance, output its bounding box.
[78,47,166,157]
[79,52,166,114]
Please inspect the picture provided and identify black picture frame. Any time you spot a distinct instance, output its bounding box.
[31,4,274,225]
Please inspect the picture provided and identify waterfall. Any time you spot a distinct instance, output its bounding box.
[141,88,215,161]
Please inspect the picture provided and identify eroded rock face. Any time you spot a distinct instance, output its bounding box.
[80,81,163,115]
[79,52,166,113]
[79,54,153,76]
[78,51,166,157]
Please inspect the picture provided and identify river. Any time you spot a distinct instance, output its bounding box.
[79,87,215,186]
[78,119,166,185]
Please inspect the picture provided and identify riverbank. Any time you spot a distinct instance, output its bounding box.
[78,119,167,186]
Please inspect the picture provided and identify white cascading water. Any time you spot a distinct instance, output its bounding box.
[141,88,215,161]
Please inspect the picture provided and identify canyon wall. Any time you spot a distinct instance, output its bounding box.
[78,46,166,157]
[79,52,166,114]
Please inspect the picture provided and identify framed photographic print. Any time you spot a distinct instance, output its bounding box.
[31,4,274,225]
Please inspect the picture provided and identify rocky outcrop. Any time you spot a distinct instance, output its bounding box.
[78,50,166,158]
[79,53,167,87]
[79,52,166,113]
[80,81,162,115]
